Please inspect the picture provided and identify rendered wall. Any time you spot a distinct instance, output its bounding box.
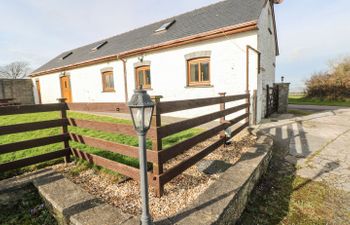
[32,31,260,120]
[257,2,277,121]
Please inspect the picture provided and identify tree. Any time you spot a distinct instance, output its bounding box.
[0,61,31,79]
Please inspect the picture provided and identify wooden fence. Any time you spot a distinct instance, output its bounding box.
[0,93,250,197]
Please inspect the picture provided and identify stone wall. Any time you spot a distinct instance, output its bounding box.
[275,83,290,114]
[0,79,34,104]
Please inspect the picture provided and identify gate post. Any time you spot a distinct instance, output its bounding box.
[151,95,163,197]
[57,98,70,163]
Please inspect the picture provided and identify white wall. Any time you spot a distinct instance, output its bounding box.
[33,30,261,120]
[125,31,258,119]
[257,1,277,121]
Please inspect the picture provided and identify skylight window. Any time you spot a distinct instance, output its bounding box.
[60,52,73,60]
[155,20,176,33]
[91,41,108,51]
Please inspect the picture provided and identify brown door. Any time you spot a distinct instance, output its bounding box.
[60,76,72,103]
[35,80,42,104]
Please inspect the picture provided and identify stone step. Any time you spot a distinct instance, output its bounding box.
[32,171,138,225]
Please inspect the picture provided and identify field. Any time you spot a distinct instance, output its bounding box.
[289,95,350,107]
[0,111,201,179]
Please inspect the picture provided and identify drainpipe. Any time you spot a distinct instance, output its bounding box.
[119,57,129,103]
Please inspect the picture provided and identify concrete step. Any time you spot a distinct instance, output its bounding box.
[32,171,138,225]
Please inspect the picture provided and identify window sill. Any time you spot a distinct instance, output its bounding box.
[185,85,214,89]
[102,90,116,93]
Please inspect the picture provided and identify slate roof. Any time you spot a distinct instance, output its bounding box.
[33,0,266,74]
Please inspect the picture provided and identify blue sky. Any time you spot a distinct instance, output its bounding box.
[1,0,349,91]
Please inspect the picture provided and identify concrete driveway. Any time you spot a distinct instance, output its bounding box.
[257,108,350,191]
[289,104,348,113]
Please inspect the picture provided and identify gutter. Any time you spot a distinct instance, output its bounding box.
[30,20,258,77]
[119,57,129,103]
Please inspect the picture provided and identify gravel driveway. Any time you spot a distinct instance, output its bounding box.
[258,108,350,192]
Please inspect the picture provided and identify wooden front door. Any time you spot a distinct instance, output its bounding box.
[35,80,42,104]
[60,76,72,103]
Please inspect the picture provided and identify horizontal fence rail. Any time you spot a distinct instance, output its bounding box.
[158,93,248,114]
[0,92,251,197]
[0,148,70,172]
[68,133,158,163]
[158,103,248,138]
[0,134,69,155]
[67,103,128,113]
[159,138,226,185]
[71,148,154,184]
[158,112,249,163]
[0,103,66,115]
[67,118,156,138]
[0,119,65,136]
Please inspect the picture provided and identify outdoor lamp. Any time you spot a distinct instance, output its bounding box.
[129,89,154,134]
[128,88,155,225]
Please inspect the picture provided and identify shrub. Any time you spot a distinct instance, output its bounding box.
[306,57,350,100]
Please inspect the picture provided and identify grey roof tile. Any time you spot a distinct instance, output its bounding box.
[33,0,265,74]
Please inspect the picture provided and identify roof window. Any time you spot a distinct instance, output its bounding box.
[155,20,176,33]
[60,52,73,60]
[91,41,108,51]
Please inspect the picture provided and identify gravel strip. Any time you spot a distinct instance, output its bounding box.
[54,131,256,220]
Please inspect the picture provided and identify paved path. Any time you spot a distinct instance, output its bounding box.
[257,108,350,191]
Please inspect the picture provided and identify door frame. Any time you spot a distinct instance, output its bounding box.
[59,74,72,103]
[35,79,42,104]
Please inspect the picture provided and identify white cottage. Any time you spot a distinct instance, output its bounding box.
[30,0,281,123]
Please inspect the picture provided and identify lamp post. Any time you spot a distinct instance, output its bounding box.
[128,89,155,225]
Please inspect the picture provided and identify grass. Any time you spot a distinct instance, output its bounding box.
[289,95,350,107]
[287,109,313,116]
[0,111,201,179]
[238,143,350,224]
[0,184,57,225]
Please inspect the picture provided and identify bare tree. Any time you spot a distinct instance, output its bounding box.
[0,61,31,79]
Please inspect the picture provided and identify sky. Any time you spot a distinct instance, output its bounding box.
[1,0,350,91]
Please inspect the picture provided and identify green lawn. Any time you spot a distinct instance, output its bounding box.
[289,95,350,107]
[0,111,201,179]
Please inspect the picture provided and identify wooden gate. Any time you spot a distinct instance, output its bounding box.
[265,84,278,118]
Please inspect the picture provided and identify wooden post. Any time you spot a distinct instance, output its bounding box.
[253,90,258,125]
[151,95,163,197]
[57,98,70,163]
[246,90,251,126]
[266,84,270,118]
[218,93,226,142]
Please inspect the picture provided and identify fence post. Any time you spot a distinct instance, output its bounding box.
[57,98,70,163]
[265,84,270,118]
[252,90,258,125]
[218,93,226,141]
[246,90,251,125]
[151,95,163,197]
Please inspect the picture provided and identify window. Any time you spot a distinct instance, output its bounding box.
[60,52,73,60]
[135,66,151,89]
[155,20,176,33]
[91,41,108,52]
[187,58,210,86]
[101,71,115,92]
